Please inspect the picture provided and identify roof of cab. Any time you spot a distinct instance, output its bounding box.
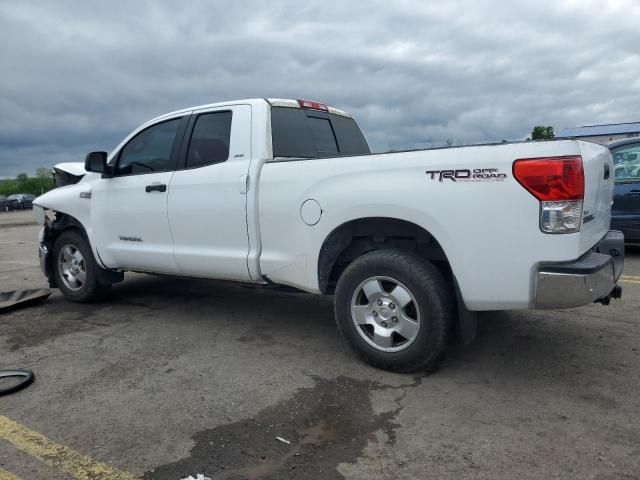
[607,137,640,150]
[145,98,351,126]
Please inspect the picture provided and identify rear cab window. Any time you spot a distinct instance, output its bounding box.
[271,106,370,159]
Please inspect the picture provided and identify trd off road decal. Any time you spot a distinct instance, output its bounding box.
[425,168,507,182]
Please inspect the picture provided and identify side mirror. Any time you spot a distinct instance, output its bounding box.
[84,151,108,174]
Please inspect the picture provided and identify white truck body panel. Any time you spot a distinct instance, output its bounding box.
[92,170,179,273]
[258,139,611,310]
[168,104,253,280]
[34,98,615,312]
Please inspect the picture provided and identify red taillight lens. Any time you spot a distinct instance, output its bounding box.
[513,155,584,201]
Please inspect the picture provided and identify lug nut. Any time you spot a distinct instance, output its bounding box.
[381,321,388,328]
[392,316,398,323]
[373,311,378,317]
[389,303,396,309]
[377,299,383,306]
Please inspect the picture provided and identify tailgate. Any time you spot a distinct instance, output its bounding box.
[578,141,614,253]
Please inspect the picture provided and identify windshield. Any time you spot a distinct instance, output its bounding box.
[612,143,640,183]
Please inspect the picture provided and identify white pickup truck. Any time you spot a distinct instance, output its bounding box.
[33,98,624,372]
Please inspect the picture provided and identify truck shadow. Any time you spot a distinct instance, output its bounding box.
[4,271,630,390]
[444,305,632,391]
[108,273,630,385]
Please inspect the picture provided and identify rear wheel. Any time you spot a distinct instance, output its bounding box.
[334,249,453,373]
[53,230,110,302]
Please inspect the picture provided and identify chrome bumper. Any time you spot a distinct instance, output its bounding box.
[535,230,624,309]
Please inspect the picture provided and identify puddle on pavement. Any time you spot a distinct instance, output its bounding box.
[144,375,419,480]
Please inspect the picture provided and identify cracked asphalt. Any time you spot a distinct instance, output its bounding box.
[1,210,639,479]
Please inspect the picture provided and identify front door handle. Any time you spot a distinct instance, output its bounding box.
[145,183,167,193]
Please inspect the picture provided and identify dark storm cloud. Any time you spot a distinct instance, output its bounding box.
[1,0,639,176]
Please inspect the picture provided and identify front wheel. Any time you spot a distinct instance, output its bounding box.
[52,230,110,302]
[334,250,454,373]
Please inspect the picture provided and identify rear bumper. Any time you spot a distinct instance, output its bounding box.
[535,230,624,309]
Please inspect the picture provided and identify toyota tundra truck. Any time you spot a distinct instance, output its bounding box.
[33,98,624,372]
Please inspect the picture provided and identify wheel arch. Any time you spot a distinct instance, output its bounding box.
[43,211,122,287]
[317,217,453,295]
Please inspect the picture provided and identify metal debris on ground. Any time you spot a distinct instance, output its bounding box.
[179,475,211,480]
[276,436,291,444]
[0,289,52,313]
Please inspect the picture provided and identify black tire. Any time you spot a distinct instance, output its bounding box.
[0,370,34,397]
[52,229,110,302]
[334,249,454,373]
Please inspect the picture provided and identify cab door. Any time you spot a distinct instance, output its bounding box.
[91,115,188,273]
[168,104,252,280]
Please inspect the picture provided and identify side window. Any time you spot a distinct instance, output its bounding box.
[186,111,232,168]
[612,144,640,182]
[116,118,181,175]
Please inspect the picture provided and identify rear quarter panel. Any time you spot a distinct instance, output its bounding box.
[259,140,590,310]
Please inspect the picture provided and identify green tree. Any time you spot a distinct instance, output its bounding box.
[0,169,55,196]
[33,167,55,194]
[530,126,555,140]
[0,179,18,196]
[36,167,50,179]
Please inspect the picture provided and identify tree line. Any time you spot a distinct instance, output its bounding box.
[0,168,55,196]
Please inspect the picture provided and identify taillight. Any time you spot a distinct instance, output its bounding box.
[513,155,584,234]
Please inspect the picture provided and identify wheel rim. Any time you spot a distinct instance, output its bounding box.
[350,276,421,352]
[57,244,87,291]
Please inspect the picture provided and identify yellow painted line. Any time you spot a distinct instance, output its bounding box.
[0,416,138,480]
[621,275,640,281]
[621,278,640,285]
[0,468,22,480]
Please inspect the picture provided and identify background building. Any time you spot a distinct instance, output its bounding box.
[557,122,640,145]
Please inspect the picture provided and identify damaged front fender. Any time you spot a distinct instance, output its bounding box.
[52,162,86,187]
[37,212,123,288]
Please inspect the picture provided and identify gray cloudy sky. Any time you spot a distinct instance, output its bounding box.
[1,0,639,177]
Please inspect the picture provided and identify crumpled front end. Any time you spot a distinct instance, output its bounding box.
[52,162,86,188]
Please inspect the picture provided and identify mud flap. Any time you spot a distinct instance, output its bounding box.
[454,278,477,345]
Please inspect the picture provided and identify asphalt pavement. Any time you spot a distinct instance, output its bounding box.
[1,210,639,479]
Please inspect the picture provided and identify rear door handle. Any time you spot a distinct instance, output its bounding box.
[145,183,167,193]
